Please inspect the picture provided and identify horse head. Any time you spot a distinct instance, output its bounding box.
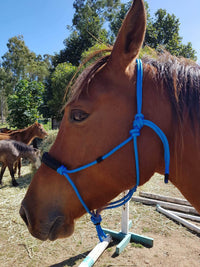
[20,0,174,241]
[34,122,48,139]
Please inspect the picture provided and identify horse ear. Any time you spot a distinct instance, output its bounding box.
[109,0,146,70]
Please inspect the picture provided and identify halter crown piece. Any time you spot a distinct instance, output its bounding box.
[42,59,170,242]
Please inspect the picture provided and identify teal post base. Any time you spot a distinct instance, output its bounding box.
[102,220,153,255]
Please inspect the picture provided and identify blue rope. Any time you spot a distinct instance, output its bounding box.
[57,166,92,214]
[104,187,137,210]
[136,59,143,114]
[52,59,170,242]
[90,212,107,242]
[144,120,170,181]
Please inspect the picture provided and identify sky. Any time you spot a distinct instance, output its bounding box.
[0,0,200,62]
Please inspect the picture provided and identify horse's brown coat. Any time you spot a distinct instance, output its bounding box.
[20,0,200,242]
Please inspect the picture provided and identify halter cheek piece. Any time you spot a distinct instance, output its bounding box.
[42,59,170,242]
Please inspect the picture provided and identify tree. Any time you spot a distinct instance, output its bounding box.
[145,9,197,60]
[7,80,44,128]
[179,42,196,59]
[44,62,77,120]
[53,0,121,67]
[2,36,51,84]
[108,1,197,60]
[1,36,51,124]
[0,66,14,122]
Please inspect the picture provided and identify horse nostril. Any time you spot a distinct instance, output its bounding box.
[19,205,29,227]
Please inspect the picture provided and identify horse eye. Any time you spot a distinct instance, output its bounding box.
[70,109,89,122]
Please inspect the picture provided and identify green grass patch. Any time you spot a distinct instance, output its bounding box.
[131,242,144,248]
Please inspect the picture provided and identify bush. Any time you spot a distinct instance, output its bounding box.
[7,80,44,128]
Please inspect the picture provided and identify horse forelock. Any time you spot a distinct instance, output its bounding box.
[65,52,111,106]
[143,52,200,128]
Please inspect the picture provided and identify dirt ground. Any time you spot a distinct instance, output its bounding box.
[0,167,199,267]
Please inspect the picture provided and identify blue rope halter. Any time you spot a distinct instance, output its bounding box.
[42,59,170,242]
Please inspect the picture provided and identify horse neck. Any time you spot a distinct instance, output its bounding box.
[169,116,200,213]
[10,125,37,144]
[141,64,200,213]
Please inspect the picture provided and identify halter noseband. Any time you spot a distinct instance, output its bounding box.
[42,59,170,242]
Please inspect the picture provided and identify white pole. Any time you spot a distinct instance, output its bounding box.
[132,196,199,215]
[170,211,200,222]
[121,190,129,234]
[157,205,200,234]
[78,235,112,267]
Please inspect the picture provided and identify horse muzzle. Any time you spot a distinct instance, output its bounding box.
[19,203,74,241]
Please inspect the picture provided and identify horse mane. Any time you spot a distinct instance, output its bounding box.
[9,140,34,153]
[143,52,200,127]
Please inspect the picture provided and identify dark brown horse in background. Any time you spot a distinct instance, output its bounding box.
[20,0,200,242]
[0,140,41,186]
[0,122,47,177]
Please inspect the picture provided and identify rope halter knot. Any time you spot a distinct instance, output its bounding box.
[91,212,107,242]
[57,165,66,176]
[90,212,102,225]
[130,113,144,137]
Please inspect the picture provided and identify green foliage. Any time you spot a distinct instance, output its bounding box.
[2,35,51,84]
[0,66,14,120]
[2,36,31,80]
[1,36,52,123]
[139,46,158,59]
[81,43,111,63]
[46,62,77,120]
[7,80,44,128]
[145,9,181,48]
[53,0,121,67]
[145,9,197,60]
[108,1,197,60]
[0,66,15,95]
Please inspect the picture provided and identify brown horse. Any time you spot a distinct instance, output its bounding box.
[20,0,200,242]
[0,140,41,186]
[0,122,48,144]
[0,122,47,176]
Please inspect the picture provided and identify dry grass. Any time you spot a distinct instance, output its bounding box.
[0,168,199,266]
[0,131,199,266]
[40,130,59,153]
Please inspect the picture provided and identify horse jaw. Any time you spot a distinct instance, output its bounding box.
[19,164,80,241]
